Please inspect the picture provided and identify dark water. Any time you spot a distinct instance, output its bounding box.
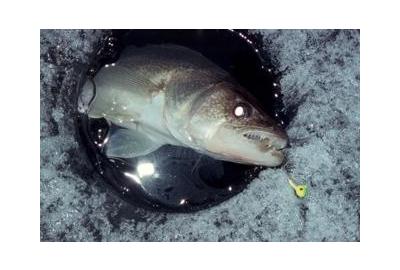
[76,29,286,212]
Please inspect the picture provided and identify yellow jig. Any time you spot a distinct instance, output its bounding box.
[288,176,308,198]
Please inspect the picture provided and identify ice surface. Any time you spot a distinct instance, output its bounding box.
[40,29,359,241]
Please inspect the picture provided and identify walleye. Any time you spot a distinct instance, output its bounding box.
[79,44,288,166]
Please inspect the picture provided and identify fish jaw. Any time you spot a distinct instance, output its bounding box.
[204,125,288,167]
[241,127,288,151]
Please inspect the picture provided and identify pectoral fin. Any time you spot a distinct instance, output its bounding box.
[105,127,163,158]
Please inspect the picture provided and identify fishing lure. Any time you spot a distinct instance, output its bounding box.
[288,176,308,198]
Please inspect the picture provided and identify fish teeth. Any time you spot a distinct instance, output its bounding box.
[243,132,266,141]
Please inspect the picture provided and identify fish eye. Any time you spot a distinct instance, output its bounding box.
[233,103,252,118]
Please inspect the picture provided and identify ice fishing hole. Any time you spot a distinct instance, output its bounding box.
[76,29,287,212]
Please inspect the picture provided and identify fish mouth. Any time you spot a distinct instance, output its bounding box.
[242,129,287,152]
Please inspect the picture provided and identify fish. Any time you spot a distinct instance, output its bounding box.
[79,44,288,167]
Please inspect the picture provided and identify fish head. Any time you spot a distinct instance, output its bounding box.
[187,82,288,167]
